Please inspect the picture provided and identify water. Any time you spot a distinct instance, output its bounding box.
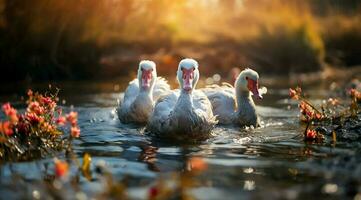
[0,81,360,199]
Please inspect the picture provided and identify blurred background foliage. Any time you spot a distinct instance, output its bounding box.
[0,0,360,82]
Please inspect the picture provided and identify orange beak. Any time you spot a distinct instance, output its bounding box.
[247,78,262,99]
[182,68,194,92]
[141,69,152,89]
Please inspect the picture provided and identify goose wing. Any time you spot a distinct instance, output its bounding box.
[117,79,139,121]
[202,83,236,124]
[153,77,171,101]
[147,90,179,134]
[121,79,139,107]
[193,90,217,120]
[192,90,218,130]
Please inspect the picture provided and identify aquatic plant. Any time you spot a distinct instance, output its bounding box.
[0,89,80,161]
[289,87,324,122]
[290,86,360,143]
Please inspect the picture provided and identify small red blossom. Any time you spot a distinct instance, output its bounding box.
[41,97,53,105]
[289,88,298,99]
[305,128,324,142]
[2,103,11,115]
[299,101,323,121]
[55,116,66,126]
[2,103,18,123]
[66,111,78,126]
[54,159,69,178]
[306,129,317,139]
[289,87,302,100]
[71,126,80,138]
[41,97,57,110]
[27,89,33,97]
[27,101,45,115]
[349,88,361,102]
[25,112,43,124]
[349,89,357,97]
[315,113,323,120]
[305,109,314,118]
[0,121,14,136]
[57,108,62,115]
[148,187,159,199]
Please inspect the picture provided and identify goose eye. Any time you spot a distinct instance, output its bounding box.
[192,68,195,71]
[181,67,184,71]
[245,76,249,80]
[141,68,144,71]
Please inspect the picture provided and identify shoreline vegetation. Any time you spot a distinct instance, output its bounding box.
[0,89,80,161]
[0,0,360,83]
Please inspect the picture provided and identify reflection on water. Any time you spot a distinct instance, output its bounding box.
[0,82,360,199]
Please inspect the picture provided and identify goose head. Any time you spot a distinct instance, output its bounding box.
[177,58,200,93]
[235,68,265,99]
[137,60,157,91]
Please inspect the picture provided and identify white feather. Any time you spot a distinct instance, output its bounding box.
[147,58,217,139]
[117,60,170,124]
[202,68,266,127]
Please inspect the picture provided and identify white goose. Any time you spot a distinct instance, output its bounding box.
[203,68,267,127]
[147,58,217,138]
[117,60,170,124]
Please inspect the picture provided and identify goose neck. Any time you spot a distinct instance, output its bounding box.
[236,90,254,110]
[139,87,153,99]
[176,90,193,111]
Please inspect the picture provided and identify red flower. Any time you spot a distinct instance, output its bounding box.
[299,101,323,121]
[57,108,62,115]
[25,113,43,124]
[71,126,80,138]
[2,103,11,114]
[56,116,66,126]
[148,186,158,199]
[349,88,361,101]
[41,97,53,104]
[304,109,312,117]
[289,87,301,100]
[54,159,69,178]
[0,121,14,136]
[66,112,78,126]
[2,103,18,123]
[299,101,307,111]
[27,89,33,97]
[27,101,45,115]
[306,129,317,140]
[350,89,357,97]
[41,97,56,110]
[289,88,298,99]
[315,113,323,120]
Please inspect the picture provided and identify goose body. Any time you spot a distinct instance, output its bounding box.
[203,68,267,127]
[147,59,217,138]
[117,60,170,124]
